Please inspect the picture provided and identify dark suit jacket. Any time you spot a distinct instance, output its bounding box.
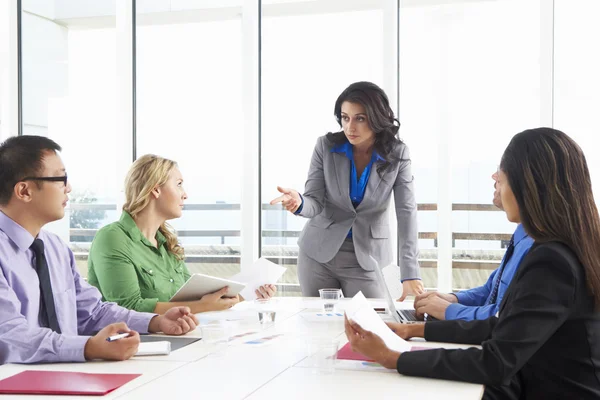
[397,241,600,399]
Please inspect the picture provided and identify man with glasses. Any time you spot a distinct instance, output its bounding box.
[0,135,199,364]
[411,170,535,321]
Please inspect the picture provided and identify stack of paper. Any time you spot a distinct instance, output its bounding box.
[345,291,412,353]
[230,258,286,301]
[135,341,171,356]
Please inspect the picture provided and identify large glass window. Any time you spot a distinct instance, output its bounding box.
[17,0,600,296]
[401,0,542,289]
[261,0,395,295]
[0,4,7,141]
[21,0,120,277]
[136,1,244,278]
[554,0,600,202]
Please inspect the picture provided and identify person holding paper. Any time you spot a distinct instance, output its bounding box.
[0,136,198,365]
[412,170,534,321]
[344,128,600,399]
[270,81,423,299]
[88,154,276,315]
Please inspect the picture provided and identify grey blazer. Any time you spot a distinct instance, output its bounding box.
[297,135,420,280]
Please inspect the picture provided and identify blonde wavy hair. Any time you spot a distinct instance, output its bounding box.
[123,154,185,260]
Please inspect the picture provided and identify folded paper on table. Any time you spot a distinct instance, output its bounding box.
[0,370,140,395]
[230,258,286,301]
[345,291,412,353]
[300,312,344,322]
[135,341,171,356]
[337,342,374,361]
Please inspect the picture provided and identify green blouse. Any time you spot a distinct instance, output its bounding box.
[88,211,190,313]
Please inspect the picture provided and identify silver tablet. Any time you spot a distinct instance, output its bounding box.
[169,273,246,302]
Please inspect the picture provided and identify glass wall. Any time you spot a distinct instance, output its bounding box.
[261,0,393,295]
[401,0,542,289]
[21,0,120,276]
[0,4,6,141]
[12,0,600,293]
[554,0,600,202]
[136,0,244,278]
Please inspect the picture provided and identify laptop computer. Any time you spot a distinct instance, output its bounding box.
[370,256,419,323]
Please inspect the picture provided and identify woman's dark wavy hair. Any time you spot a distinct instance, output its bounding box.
[326,81,403,176]
[500,127,600,309]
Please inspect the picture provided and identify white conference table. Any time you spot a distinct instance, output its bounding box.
[0,298,484,399]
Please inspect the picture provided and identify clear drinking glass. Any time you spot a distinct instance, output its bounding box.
[306,338,339,375]
[255,298,277,326]
[201,323,231,356]
[318,288,342,313]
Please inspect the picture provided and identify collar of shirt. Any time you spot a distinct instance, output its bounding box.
[330,141,386,163]
[119,211,167,248]
[0,210,37,251]
[513,223,529,244]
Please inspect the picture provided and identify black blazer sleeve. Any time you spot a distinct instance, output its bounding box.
[396,244,578,386]
[424,317,498,345]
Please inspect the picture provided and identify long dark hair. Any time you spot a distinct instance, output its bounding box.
[500,127,600,309]
[326,81,403,176]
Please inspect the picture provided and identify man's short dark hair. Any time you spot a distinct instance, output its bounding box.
[0,135,62,205]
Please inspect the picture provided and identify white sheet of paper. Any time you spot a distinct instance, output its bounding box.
[346,291,411,353]
[135,341,171,356]
[230,258,286,301]
[382,263,404,299]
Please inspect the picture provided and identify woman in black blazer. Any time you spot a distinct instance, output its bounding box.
[345,127,600,399]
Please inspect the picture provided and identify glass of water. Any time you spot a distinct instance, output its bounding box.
[318,288,342,313]
[201,323,231,356]
[306,338,339,375]
[255,298,276,326]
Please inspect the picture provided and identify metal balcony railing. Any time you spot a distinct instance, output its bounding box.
[69,202,508,243]
[69,202,508,271]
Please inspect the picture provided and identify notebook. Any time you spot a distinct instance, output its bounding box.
[135,341,171,356]
[0,370,140,396]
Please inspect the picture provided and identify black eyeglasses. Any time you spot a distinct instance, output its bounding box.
[21,175,68,186]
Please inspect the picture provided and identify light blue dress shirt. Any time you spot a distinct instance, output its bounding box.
[0,211,156,364]
[445,224,534,321]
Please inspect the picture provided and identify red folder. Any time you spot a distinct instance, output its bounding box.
[0,370,141,396]
[337,342,374,361]
[337,342,433,361]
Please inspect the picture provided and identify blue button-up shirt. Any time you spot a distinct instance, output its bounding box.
[445,224,534,321]
[331,142,384,238]
[0,211,156,364]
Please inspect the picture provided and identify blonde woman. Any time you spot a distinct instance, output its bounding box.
[88,155,276,314]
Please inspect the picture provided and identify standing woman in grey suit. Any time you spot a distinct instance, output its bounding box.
[270,81,424,299]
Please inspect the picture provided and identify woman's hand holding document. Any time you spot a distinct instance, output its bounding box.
[230,258,286,301]
[344,292,410,369]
